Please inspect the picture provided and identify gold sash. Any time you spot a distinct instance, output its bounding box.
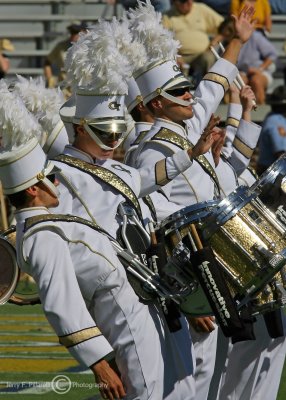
[24,213,109,237]
[132,130,150,146]
[54,154,142,219]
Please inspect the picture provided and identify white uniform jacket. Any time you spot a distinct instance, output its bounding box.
[134,58,239,206]
[217,103,261,196]
[15,207,168,399]
[52,145,192,237]
[124,122,184,222]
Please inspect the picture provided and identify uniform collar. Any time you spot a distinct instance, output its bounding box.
[154,118,187,137]
[135,121,153,134]
[63,145,94,164]
[15,207,51,223]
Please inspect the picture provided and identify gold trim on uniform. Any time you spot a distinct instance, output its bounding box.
[203,73,229,93]
[152,128,220,194]
[233,137,253,159]
[54,155,142,219]
[24,214,103,234]
[132,130,149,146]
[226,117,240,128]
[59,327,101,348]
[155,159,170,186]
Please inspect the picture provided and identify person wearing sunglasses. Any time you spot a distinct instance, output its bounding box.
[126,3,256,400]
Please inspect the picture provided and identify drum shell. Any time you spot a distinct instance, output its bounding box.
[203,198,286,313]
[0,231,40,306]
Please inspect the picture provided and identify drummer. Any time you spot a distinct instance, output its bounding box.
[124,3,255,399]
[0,79,204,400]
[208,85,286,400]
[5,19,217,400]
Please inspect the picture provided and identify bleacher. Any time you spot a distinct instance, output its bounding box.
[0,0,285,123]
[0,0,123,75]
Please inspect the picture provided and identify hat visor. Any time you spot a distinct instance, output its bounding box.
[163,76,193,91]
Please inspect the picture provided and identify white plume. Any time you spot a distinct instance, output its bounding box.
[0,80,44,152]
[111,16,147,73]
[65,19,133,94]
[13,75,65,135]
[127,0,180,65]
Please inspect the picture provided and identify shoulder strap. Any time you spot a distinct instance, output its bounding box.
[142,195,157,222]
[152,128,221,196]
[24,213,112,240]
[54,154,142,219]
[132,130,150,146]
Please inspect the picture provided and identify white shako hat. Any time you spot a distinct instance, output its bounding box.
[59,94,77,143]
[125,77,143,113]
[127,0,193,106]
[12,75,69,158]
[64,18,133,149]
[0,81,58,196]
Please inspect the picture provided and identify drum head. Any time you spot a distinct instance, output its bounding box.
[159,200,219,235]
[0,238,19,305]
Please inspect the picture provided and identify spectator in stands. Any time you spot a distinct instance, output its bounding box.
[196,0,230,15]
[43,21,87,89]
[0,39,14,79]
[257,85,286,174]
[218,16,277,104]
[119,0,171,12]
[269,0,286,13]
[230,0,272,33]
[162,0,224,85]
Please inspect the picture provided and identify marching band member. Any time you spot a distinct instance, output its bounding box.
[29,18,214,400]
[0,78,205,400]
[125,2,255,399]
[210,86,286,400]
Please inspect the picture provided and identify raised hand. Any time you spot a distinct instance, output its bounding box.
[211,127,226,166]
[188,114,221,159]
[240,85,256,113]
[232,5,256,44]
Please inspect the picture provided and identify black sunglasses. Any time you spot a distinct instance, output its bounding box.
[166,87,191,97]
[47,174,56,183]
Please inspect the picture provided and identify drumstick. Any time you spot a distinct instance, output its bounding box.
[190,224,203,251]
[0,181,8,231]
[218,42,257,110]
[210,45,242,91]
[148,222,157,245]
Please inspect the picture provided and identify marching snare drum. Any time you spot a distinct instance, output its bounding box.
[201,185,286,314]
[157,201,219,316]
[0,227,40,306]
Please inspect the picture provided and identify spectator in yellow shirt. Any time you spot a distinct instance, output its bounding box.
[162,0,224,85]
[230,0,272,33]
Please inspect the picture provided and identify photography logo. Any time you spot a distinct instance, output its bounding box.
[51,375,72,395]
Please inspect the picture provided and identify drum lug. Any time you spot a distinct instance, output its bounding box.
[273,281,286,307]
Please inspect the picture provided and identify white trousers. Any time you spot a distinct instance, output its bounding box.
[214,315,286,400]
[190,322,218,400]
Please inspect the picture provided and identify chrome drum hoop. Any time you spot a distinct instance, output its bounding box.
[0,231,19,305]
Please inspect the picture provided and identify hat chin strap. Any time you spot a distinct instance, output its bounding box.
[159,89,198,106]
[42,177,60,198]
[84,124,123,151]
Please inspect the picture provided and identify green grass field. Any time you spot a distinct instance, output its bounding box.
[0,303,285,399]
[0,303,101,399]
